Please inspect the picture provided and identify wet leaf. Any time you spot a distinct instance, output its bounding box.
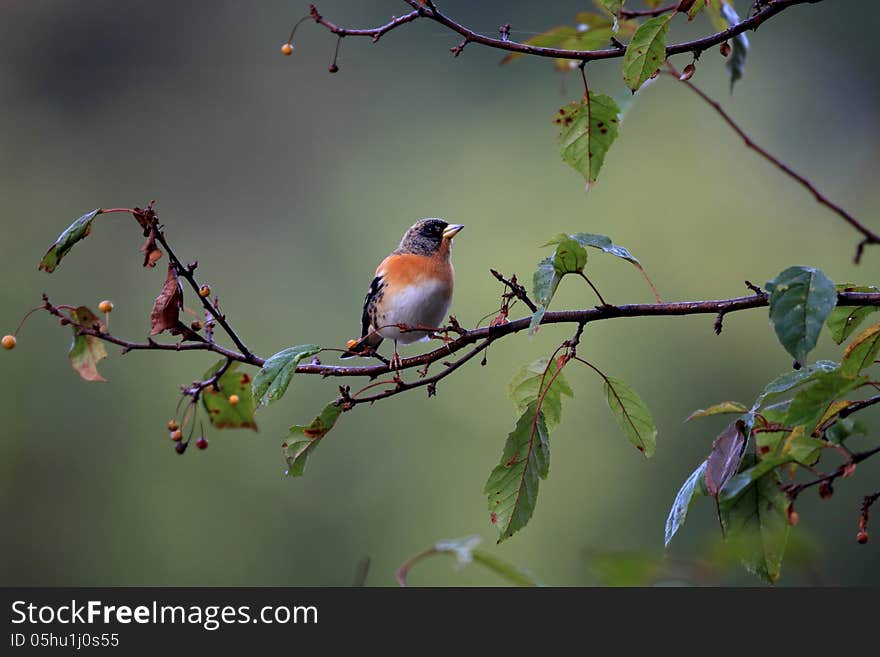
[603,376,657,457]
[753,360,838,410]
[665,460,707,547]
[201,360,258,431]
[570,232,660,301]
[39,209,101,273]
[68,306,107,382]
[765,266,837,366]
[485,402,550,542]
[284,402,342,477]
[150,263,184,336]
[686,401,748,421]
[705,420,747,498]
[554,93,621,189]
[622,14,673,92]
[252,344,322,407]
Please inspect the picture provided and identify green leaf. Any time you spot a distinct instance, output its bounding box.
[252,344,321,407]
[686,401,748,421]
[68,306,108,382]
[665,460,707,547]
[841,323,880,378]
[826,416,867,444]
[553,238,588,275]
[485,402,550,542]
[507,357,573,431]
[571,232,661,301]
[39,209,101,273]
[532,256,561,307]
[433,536,542,586]
[202,360,258,431]
[826,284,880,344]
[553,93,621,189]
[622,14,673,92]
[720,2,748,92]
[765,266,837,366]
[687,0,707,20]
[782,429,825,466]
[719,454,791,504]
[753,360,838,410]
[784,371,865,435]
[719,456,790,585]
[530,257,561,335]
[602,376,657,457]
[283,402,342,477]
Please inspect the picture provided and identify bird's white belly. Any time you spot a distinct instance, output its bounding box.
[376,280,450,344]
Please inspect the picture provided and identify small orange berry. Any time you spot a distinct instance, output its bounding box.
[190,320,202,331]
[228,394,240,406]
[98,300,114,313]
[1,335,16,350]
[198,285,211,298]
[281,43,294,56]
[170,429,183,442]
[346,339,358,349]
[167,420,179,432]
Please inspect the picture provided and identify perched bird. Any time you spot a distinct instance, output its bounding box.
[341,218,464,365]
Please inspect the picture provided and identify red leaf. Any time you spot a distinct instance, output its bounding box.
[141,231,163,268]
[150,263,183,336]
[704,420,746,498]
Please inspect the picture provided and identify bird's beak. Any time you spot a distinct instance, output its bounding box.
[443,224,464,239]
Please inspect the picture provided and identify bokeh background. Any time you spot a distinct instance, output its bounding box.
[1,0,878,586]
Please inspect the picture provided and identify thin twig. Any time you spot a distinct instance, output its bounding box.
[664,65,879,262]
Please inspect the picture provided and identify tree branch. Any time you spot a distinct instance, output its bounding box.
[42,283,880,386]
[308,0,820,63]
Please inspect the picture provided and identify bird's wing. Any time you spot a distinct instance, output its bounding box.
[360,274,385,338]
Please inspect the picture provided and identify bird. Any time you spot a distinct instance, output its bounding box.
[341,218,464,367]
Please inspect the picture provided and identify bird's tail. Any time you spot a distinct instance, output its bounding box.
[340,333,383,359]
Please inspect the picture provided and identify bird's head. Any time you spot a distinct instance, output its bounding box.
[397,218,464,256]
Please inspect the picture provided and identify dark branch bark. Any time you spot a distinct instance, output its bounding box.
[309,0,820,63]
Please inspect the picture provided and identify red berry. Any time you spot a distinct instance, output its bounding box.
[328,64,339,73]
[818,481,834,499]
[175,441,187,455]
[196,437,208,450]
[857,531,869,544]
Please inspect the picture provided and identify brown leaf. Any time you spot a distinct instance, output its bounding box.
[704,419,746,498]
[141,231,163,268]
[150,263,183,336]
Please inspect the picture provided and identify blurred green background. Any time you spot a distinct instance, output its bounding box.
[1,1,878,586]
